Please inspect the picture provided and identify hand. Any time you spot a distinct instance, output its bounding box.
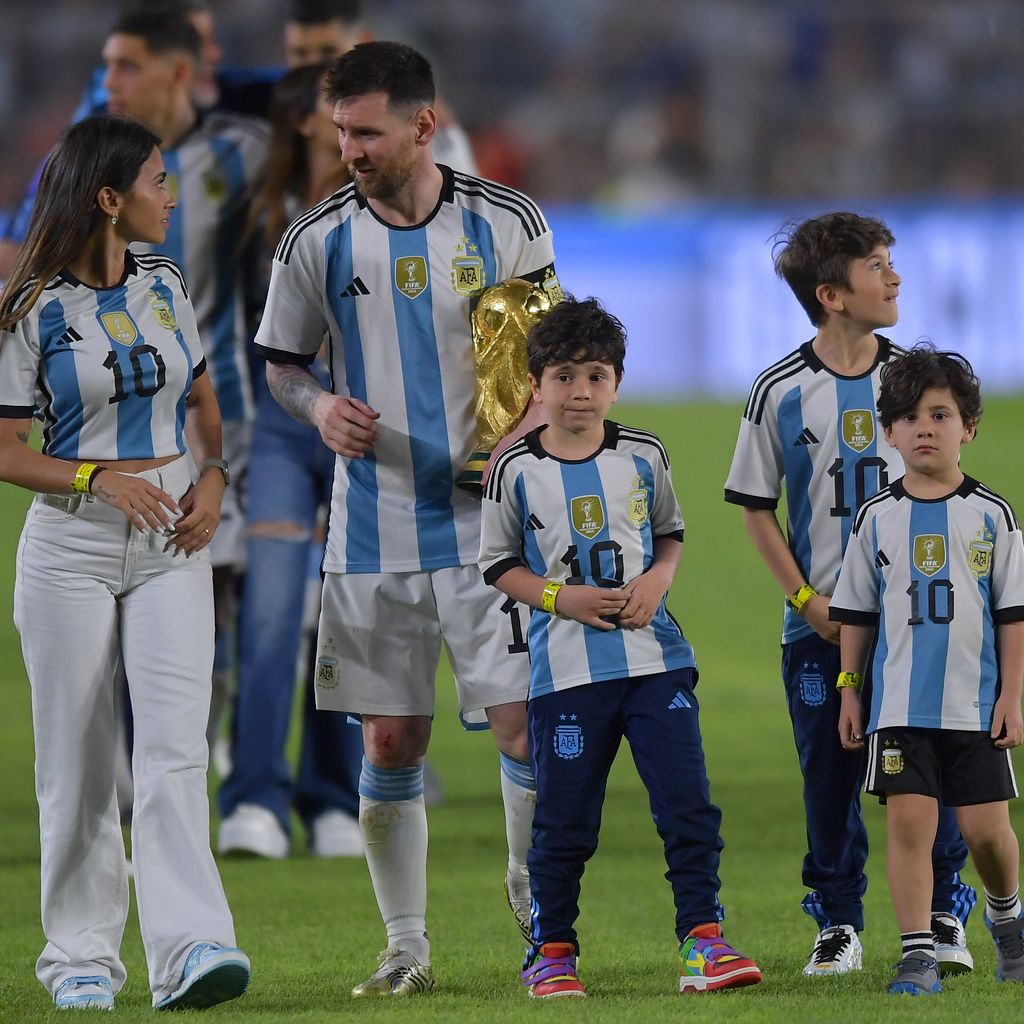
[482,398,547,487]
[90,470,180,533]
[313,393,380,458]
[554,584,628,632]
[167,472,224,556]
[802,593,840,645]
[991,694,1024,749]
[838,688,865,750]
[618,570,671,630]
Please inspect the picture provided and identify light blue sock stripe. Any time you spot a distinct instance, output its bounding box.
[358,758,424,802]
[500,752,536,792]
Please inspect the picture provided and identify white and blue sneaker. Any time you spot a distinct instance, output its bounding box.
[54,976,114,1011]
[155,942,251,1011]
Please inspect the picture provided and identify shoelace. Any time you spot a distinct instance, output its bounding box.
[812,929,852,963]
[61,977,108,992]
[994,926,1024,960]
[931,917,961,947]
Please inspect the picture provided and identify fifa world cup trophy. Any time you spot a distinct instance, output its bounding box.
[456,278,555,493]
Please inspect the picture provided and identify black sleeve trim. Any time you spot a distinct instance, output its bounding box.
[482,557,524,586]
[995,606,1024,625]
[724,488,778,510]
[828,606,879,625]
[518,264,555,286]
[191,357,207,380]
[253,343,317,367]
[653,530,685,543]
[0,404,36,418]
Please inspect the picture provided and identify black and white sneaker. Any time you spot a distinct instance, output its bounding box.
[931,912,973,975]
[803,924,863,976]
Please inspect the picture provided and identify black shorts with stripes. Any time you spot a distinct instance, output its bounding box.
[866,727,1018,806]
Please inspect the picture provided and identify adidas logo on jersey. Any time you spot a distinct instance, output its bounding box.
[526,514,545,531]
[339,277,370,299]
[875,549,891,568]
[793,428,820,446]
[667,691,691,710]
[55,326,83,347]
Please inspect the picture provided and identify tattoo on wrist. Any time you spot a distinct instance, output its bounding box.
[267,364,322,425]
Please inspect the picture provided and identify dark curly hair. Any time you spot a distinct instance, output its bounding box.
[877,343,982,430]
[527,296,626,381]
[773,211,894,327]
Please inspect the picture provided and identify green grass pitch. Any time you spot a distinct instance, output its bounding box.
[1,398,1023,1022]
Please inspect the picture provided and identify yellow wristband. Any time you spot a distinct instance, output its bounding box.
[541,580,563,616]
[788,583,817,614]
[836,672,863,693]
[71,463,98,494]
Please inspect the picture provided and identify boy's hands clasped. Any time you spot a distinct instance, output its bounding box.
[555,568,672,632]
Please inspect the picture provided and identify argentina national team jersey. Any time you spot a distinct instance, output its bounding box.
[255,165,559,574]
[831,477,1024,732]
[0,253,205,459]
[725,337,905,642]
[479,423,696,697]
[134,111,268,424]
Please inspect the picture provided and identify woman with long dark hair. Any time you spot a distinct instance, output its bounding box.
[0,114,250,1012]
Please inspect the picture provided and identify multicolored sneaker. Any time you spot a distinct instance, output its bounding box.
[887,951,941,995]
[931,913,974,976]
[988,913,1024,982]
[504,873,533,944]
[803,924,863,976]
[521,943,586,999]
[678,924,762,993]
[351,947,434,998]
[53,976,114,1011]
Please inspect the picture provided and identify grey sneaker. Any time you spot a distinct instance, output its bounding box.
[932,913,974,975]
[887,951,941,995]
[351,947,434,998]
[989,913,1024,982]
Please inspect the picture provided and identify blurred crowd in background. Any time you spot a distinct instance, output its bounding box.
[2,0,1023,217]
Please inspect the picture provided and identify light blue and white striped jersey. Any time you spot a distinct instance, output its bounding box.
[831,476,1024,732]
[479,422,696,697]
[255,165,560,574]
[724,337,906,643]
[134,111,268,424]
[0,253,206,460]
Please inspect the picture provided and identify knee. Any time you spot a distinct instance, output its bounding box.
[363,717,430,769]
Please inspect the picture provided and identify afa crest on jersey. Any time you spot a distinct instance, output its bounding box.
[315,655,339,688]
[554,724,584,760]
[100,311,139,346]
[913,535,946,577]
[968,538,993,580]
[627,474,649,528]
[542,267,565,304]
[451,238,485,296]
[841,409,874,453]
[571,495,605,539]
[395,256,428,300]
[882,743,904,775]
[148,290,178,331]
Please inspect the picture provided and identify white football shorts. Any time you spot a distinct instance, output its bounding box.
[313,564,530,725]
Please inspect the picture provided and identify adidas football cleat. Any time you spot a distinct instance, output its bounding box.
[678,924,762,993]
[803,924,863,976]
[504,872,533,944]
[521,943,586,998]
[351,947,434,997]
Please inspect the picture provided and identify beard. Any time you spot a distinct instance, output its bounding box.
[348,150,417,201]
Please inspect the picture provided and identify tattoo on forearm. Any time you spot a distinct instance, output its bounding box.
[266,363,323,425]
[93,482,116,502]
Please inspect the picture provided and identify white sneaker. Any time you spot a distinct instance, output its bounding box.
[310,810,364,858]
[932,912,974,975]
[803,924,863,976]
[218,804,289,858]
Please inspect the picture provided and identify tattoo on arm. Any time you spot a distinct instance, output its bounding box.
[266,363,324,426]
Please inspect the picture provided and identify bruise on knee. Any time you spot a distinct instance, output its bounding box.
[248,520,311,542]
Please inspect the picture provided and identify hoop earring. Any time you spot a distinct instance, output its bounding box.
[111,215,118,226]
